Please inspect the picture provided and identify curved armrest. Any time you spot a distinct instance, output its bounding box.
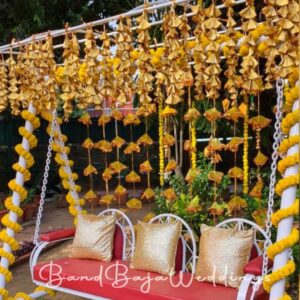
[243,255,273,276]
[40,228,76,242]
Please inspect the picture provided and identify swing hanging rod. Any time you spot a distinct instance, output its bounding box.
[52,0,246,50]
[0,0,246,53]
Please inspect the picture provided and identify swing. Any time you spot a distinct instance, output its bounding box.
[28,79,285,300]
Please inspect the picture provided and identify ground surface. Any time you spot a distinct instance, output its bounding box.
[6,199,152,299]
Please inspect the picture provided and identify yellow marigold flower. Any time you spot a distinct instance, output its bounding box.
[208,170,224,184]
[84,190,98,201]
[114,185,127,197]
[137,133,153,146]
[78,63,88,83]
[254,151,268,167]
[130,49,140,60]
[163,188,176,201]
[55,66,66,84]
[141,188,155,201]
[184,108,201,122]
[239,44,249,56]
[125,170,141,183]
[100,194,115,205]
[228,167,244,181]
[111,109,123,121]
[94,140,112,153]
[161,105,177,118]
[126,198,142,209]
[98,114,111,126]
[225,137,244,153]
[162,133,175,147]
[83,164,98,176]
[257,42,268,56]
[111,136,125,148]
[248,115,272,130]
[228,196,247,215]
[109,161,127,173]
[252,208,267,227]
[187,40,196,49]
[204,107,222,122]
[78,113,92,125]
[142,212,155,222]
[209,202,228,216]
[185,168,201,184]
[123,113,141,126]
[165,159,177,172]
[139,160,153,174]
[102,167,113,181]
[82,138,94,149]
[124,142,140,154]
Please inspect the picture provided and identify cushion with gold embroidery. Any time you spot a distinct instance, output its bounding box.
[195,224,254,288]
[130,221,182,276]
[70,214,116,262]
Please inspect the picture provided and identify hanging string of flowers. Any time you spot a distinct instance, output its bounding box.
[123,113,142,209]
[80,113,98,213]
[96,114,114,206]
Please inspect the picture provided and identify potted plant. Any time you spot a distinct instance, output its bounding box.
[22,188,37,222]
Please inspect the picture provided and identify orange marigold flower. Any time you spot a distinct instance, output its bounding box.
[162,188,176,201]
[124,142,140,154]
[253,151,268,167]
[208,170,224,184]
[83,164,98,176]
[109,161,127,173]
[114,185,127,197]
[141,188,155,201]
[137,134,153,146]
[123,113,141,126]
[125,170,141,183]
[228,167,244,181]
[165,159,177,172]
[111,136,125,148]
[126,198,142,209]
[94,140,112,153]
[139,160,153,174]
[162,133,175,147]
[98,114,111,126]
[82,138,94,149]
[184,108,201,122]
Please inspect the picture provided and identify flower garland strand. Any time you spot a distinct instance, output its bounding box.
[263,88,299,299]
[0,109,40,298]
[243,101,249,194]
[41,111,86,224]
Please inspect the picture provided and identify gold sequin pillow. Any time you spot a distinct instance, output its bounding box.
[70,214,116,262]
[196,224,254,288]
[130,221,182,276]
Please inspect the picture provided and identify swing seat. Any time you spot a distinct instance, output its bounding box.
[31,214,271,300]
[32,258,268,300]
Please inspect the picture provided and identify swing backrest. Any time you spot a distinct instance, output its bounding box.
[149,213,197,274]
[98,208,135,261]
[216,218,271,258]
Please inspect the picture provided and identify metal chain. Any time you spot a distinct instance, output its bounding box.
[33,110,57,245]
[53,118,82,213]
[262,78,284,275]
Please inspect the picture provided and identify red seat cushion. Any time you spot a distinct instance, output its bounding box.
[244,255,273,276]
[33,258,268,300]
[113,224,124,260]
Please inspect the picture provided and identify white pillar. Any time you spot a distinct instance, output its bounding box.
[269,98,299,299]
[0,103,36,299]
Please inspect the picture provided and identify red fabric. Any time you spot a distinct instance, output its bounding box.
[244,255,273,276]
[113,224,124,260]
[33,258,268,300]
[175,238,183,271]
[40,228,76,242]
[250,245,259,260]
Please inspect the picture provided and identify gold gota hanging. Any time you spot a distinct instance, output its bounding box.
[136,6,154,104]
[99,29,115,103]
[0,58,8,112]
[114,17,135,105]
[56,32,81,119]
[80,27,101,110]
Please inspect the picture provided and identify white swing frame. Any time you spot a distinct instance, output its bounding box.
[29,208,135,300]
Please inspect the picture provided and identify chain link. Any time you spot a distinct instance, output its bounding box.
[262,78,284,275]
[33,110,57,245]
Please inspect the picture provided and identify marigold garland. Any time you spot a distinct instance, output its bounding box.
[158,101,164,186]
[277,153,299,175]
[243,104,249,194]
[281,110,300,134]
[279,136,300,154]
[275,174,299,196]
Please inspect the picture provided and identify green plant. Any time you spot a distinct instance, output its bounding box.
[23,187,37,206]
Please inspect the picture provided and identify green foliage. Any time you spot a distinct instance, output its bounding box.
[0,0,143,44]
